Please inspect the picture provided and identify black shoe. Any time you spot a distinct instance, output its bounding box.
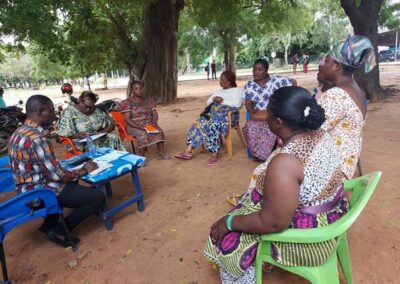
[47,229,80,248]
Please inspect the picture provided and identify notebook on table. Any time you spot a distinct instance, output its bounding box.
[144,124,160,134]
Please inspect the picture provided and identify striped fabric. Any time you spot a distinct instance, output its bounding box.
[8,119,86,194]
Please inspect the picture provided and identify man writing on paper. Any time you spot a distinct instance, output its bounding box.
[8,95,105,247]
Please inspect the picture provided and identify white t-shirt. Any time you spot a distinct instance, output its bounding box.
[206,87,243,108]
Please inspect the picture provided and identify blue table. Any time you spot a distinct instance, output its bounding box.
[60,147,146,230]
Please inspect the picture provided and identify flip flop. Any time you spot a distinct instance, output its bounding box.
[226,194,242,206]
[208,158,219,166]
[174,152,192,160]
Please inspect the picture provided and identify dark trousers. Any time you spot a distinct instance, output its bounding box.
[211,70,217,79]
[46,182,105,235]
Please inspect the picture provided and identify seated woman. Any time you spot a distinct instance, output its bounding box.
[317,35,374,179]
[119,80,170,160]
[56,91,126,152]
[243,58,296,162]
[204,86,348,283]
[174,71,243,165]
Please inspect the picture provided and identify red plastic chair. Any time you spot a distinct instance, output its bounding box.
[58,136,83,159]
[109,111,136,154]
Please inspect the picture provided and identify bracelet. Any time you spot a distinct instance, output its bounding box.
[226,214,234,231]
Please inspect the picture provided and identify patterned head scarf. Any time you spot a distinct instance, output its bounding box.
[330,35,376,73]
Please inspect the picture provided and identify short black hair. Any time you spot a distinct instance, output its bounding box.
[26,95,53,115]
[253,58,269,71]
[132,80,144,87]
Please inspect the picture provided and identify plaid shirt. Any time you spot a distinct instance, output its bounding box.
[8,119,87,194]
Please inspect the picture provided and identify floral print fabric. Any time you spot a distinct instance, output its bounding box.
[319,87,365,179]
[56,106,126,152]
[243,75,292,111]
[119,98,166,148]
[242,75,292,161]
[186,103,239,153]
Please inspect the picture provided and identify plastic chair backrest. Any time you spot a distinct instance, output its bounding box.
[109,111,131,140]
[0,169,15,193]
[0,156,10,168]
[59,136,83,159]
[0,189,61,240]
[0,156,15,193]
[260,171,382,244]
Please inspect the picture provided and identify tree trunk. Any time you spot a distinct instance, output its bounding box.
[129,0,184,102]
[340,0,385,102]
[223,42,236,73]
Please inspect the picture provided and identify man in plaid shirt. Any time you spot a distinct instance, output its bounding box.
[8,95,105,247]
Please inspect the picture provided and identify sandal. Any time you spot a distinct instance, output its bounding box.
[174,152,192,160]
[208,158,219,166]
[226,194,242,206]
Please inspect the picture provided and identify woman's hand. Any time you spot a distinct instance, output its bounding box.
[210,216,229,244]
[213,96,224,103]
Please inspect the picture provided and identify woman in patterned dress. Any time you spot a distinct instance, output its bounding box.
[119,81,170,160]
[204,86,348,283]
[317,35,375,179]
[56,91,126,152]
[242,58,295,162]
[174,71,243,166]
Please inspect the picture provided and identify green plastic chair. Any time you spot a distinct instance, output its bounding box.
[255,171,382,284]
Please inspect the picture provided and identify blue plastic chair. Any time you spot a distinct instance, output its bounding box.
[0,189,77,283]
[0,157,9,168]
[0,156,15,194]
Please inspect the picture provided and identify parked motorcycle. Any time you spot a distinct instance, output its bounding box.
[0,100,26,154]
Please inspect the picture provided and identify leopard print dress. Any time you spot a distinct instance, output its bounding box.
[204,129,348,282]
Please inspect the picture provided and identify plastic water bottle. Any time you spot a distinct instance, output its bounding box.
[86,133,96,157]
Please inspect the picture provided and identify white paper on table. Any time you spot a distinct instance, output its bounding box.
[74,132,107,143]
[92,150,128,163]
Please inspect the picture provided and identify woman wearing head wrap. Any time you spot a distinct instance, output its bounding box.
[317,35,376,179]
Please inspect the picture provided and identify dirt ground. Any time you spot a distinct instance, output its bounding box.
[2,65,400,284]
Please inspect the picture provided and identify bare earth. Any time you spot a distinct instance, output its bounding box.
[3,66,400,284]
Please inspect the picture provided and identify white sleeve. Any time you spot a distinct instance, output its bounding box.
[221,89,243,108]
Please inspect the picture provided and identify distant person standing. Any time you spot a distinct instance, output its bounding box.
[211,60,217,79]
[0,86,6,108]
[291,53,299,74]
[205,63,210,80]
[303,51,310,73]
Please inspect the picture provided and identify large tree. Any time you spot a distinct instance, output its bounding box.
[340,0,385,102]
[0,0,184,102]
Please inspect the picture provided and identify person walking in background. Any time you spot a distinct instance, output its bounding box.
[205,63,210,80]
[291,53,299,74]
[211,60,217,80]
[303,51,310,73]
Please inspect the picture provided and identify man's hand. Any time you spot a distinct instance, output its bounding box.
[74,131,88,139]
[83,160,98,173]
